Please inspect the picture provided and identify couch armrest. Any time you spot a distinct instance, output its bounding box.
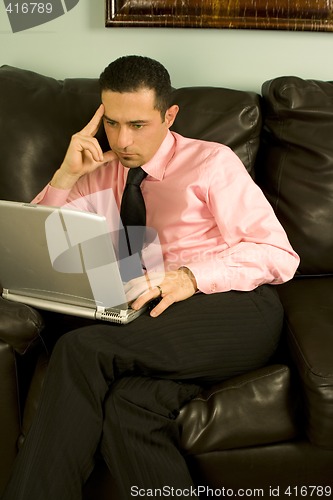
[0,298,44,354]
[277,277,333,449]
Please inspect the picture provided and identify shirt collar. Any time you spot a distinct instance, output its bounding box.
[141,130,176,181]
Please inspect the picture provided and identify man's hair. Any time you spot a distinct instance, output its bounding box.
[99,55,172,118]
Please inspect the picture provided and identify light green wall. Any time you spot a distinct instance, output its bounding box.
[1,0,333,92]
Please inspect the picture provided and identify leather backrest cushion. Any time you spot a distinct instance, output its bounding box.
[0,65,261,202]
[0,65,106,202]
[171,87,262,175]
[258,76,333,275]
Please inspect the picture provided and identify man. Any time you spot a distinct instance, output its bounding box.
[2,56,299,500]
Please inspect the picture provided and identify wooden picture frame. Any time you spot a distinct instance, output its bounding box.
[105,0,333,31]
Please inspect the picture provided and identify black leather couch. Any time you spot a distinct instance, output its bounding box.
[0,65,333,499]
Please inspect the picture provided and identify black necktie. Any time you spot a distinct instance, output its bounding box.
[120,167,148,256]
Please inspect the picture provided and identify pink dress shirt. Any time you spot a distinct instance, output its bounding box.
[32,131,300,294]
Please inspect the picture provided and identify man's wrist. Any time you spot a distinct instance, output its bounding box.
[50,168,80,190]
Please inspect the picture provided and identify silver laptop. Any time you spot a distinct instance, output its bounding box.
[0,200,148,324]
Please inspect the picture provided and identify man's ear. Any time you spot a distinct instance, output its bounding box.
[164,105,179,128]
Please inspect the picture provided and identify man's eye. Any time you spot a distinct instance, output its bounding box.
[106,120,117,127]
[132,123,143,130]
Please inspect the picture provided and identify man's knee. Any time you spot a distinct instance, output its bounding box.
[50,325,107,363]
[106,377,199,420]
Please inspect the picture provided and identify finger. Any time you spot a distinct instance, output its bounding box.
[124,273,163,300]
[131,285,161,310]
[80,104,104,137]
[125,276,153,303]
[102,150,118,163]
[150,294,175,317]
[73,135,104,162]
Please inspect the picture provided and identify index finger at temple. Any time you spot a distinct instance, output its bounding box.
[80,104,105,137]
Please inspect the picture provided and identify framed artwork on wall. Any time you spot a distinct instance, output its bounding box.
[105,0,333,31]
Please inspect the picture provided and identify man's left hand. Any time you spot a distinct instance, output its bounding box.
[125,268,198,317]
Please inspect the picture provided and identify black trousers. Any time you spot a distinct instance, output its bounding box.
[2,286,283,500]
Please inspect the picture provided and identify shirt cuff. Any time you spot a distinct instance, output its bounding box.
[31,184,71,206]
[183,260,231,294]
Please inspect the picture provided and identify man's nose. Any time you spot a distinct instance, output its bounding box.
[116,126,133,150]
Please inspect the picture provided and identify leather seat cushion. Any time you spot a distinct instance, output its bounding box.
[178,364,299,453]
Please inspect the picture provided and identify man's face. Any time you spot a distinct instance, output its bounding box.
[102,88,178,168]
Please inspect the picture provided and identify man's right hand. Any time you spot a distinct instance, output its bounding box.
[50,104,117,190]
